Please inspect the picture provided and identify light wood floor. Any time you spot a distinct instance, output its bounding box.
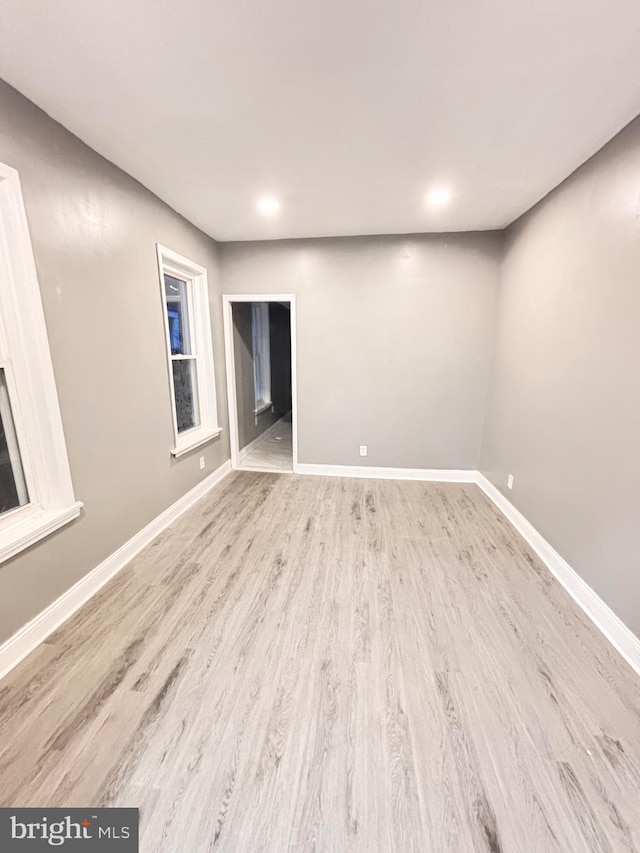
[1,473,639,852]
[240,417,293,472]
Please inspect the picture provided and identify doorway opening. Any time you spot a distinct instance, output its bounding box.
[223,294,298,473]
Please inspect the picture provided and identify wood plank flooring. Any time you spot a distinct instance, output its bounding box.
[240,417,293,472]
[0,472,639,852]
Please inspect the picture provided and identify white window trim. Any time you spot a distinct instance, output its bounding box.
[0,162,82,563]
[156,244,222,458]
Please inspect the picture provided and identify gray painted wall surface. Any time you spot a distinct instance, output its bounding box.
[481,115,640,636]
[0,79,229,643]
[220,234,502,469]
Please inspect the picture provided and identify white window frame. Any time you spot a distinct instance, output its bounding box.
[156,244,222,458]
[0,162,82,564]
[252,302,272,415]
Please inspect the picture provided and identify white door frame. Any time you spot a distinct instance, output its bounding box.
[222,294,299,472]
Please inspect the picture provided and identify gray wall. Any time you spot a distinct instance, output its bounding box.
[481,114,640,636]
[220,234,502,469]
[0,79,229,643]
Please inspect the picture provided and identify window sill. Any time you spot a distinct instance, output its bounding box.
[0,501,83,565]
[253,401,273,416]
[171,426,223,458]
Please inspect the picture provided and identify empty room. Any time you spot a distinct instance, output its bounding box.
[0,1,639,851]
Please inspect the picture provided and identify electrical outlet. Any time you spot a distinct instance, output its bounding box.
[507,474,514,490]
[359,445,368,457]
[199,456,206,470]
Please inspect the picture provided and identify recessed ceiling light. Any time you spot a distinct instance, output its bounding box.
[426,187,452,207]
[256,196,280,216]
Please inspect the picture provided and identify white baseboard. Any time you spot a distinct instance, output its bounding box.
[239,416,286,462]
[0,460,232,682]
[475,473,640,676]
[295,463,477,482]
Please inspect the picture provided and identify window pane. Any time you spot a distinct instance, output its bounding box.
[0,369,28,515]
[172,359,200,433]
[252,303,271,405]
[164,274,193,355]
[254,352,263,404]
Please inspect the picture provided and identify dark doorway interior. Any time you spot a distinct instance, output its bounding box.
[231,301,292,471]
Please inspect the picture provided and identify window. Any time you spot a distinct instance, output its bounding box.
[252,303,272,414]
[164,274,200,434]
[0,370,28,515]
[157,245,221,457]
[0,162,81,563]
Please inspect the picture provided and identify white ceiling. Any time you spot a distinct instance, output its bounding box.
[1,0,640,241]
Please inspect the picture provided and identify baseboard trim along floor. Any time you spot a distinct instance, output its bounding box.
[474,473,640,677]
[239,416,286,462]
[294,463,477,482]
[0,460,232,682]
[0,459,638,684]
